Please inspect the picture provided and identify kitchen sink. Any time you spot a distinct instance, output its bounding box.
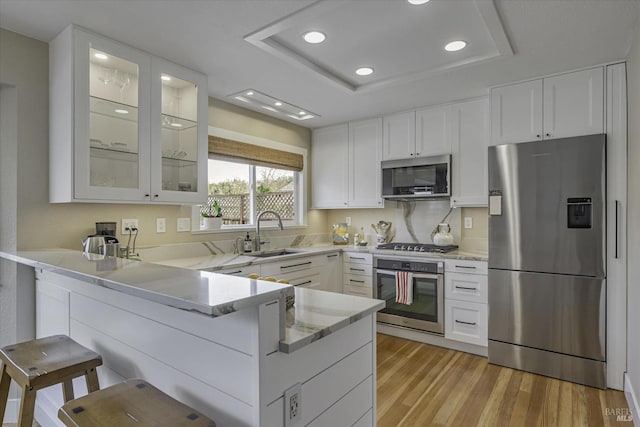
[251,249,303,258]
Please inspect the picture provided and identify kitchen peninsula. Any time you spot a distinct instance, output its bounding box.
[0,250,383,427]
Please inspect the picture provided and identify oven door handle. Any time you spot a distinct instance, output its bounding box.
[375,269,440,280]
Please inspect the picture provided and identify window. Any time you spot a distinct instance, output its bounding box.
[193,129,306,232]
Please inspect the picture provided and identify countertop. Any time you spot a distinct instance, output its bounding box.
[0,249,384,354]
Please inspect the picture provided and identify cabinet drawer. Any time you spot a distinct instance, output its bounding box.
[343,284,373,298]
[444,299,487,347]
[279,267,324,288]
[343,273,373,288]
[445,272,488,303]
[445,259,487,274]
[210,265,260,277]
[260,254,327,276]
[343,252,372,265]
[344,262,371,276]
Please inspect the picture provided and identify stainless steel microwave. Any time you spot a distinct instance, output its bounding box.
[381,154,451,200]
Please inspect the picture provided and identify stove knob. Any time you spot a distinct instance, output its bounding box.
[401,245,406,251]
[419,247,425,252]
[394,245,401,250]
[406,245,412,251]
[414,246,420,251]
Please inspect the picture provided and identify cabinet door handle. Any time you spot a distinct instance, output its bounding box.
[455,265,476,269]
[536,134,541,139]
[455,320,477,326]
[349,257,366,260]
[297,280,313,286]
[615,200,620,259]
[144,194,150,198]
[153,194,159,198]
[281,261,312,269]
[350,279,365,283]
[327,254,338,258]
[545,133,551,137]
[224,270,242,275]
[455,285,477,291]
[350,268,365,272]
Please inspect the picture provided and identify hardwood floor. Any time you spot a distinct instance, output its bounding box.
[377,334,631,427]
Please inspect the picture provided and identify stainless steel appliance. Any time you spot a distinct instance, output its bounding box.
[374,255,444,334]
[381,155,451,200]
[377,242,458,254]
[487,134,606,388]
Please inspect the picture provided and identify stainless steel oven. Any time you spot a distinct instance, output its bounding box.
[373,255,444,334]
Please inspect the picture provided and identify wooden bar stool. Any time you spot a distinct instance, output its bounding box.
[58,379,216,427]
[0,335,102,427]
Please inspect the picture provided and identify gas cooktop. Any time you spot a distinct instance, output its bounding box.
[376,242,458,254]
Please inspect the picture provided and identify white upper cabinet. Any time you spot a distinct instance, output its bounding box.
[349,118,383,208]
[312,119,383,209]
[450,98,489,207]
[415,105,452,157]
[49,25,208,204]
[542,67,604,140]
[311,124,349,208]
[490,79,543,145]
[382,111,415,160]
[490,67,604,145]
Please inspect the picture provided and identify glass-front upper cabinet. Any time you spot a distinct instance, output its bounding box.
[150,57,208,203]
[50,25,207,204]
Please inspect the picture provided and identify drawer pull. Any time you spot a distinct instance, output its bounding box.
[350,268,365,272]
[349,279,365,284]
[455,265,477,269]
[455,320,477,326]
[224,270,242,275]
[297,280,313,286]
[281,261,312,269]
[349,256,366,260]
[327,254,338,258]
[455,285,477,291]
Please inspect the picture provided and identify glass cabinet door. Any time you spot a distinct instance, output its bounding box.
[150,57,208,203]
[73,29,151,201]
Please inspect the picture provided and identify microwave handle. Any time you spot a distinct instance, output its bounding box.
[375,268,439,280]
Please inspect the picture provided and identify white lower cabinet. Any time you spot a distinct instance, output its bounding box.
[342,252,373,297]
[209,265,260,277]
[444,260,488,347]
[260,252,342,293]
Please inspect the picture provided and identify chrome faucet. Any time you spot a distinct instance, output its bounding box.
[255,210,284,252]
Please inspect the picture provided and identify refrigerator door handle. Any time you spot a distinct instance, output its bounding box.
[615,200,620,259]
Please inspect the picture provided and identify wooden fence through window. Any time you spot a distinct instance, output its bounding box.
[200,192,294,224]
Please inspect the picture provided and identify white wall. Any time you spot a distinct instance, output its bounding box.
[626,17,640,413]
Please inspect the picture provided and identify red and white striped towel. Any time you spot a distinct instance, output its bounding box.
[395,271,414,305]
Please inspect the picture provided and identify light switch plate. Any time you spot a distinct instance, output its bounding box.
[464,217,473,229]
[177,217,191,232]
[156,218,166,233]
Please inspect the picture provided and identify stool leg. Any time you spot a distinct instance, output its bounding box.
[17,384,36,427]
[85,368,100,393]
[0,364,11,424]
[62,379,74,402]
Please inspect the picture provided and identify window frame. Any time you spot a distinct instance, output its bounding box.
[192,127,307,233]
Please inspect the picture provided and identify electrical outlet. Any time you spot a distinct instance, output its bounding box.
[121,218,139,234]
[177,217,191,232]
[345,216,351,226]
[156,218,166,233]
[284,383,301,427]
[464,217,473,229]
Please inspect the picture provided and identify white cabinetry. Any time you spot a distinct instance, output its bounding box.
[260,252,342,293]
[382,111,416,160]
[325,252,343,294]
[49,25,208,204]
[312,119,383,209]
[450,98,489,207]
[415,105,452,157]
[491,67,604,145]
[444,260,488,347]
[342,252,373,298]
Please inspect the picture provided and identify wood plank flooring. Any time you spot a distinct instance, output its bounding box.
[377,333,631,427]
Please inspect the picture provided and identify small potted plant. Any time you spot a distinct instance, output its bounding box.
[201,200,223,230]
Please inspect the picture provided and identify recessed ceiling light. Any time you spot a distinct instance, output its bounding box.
[114,109,129,114]
[303,31,326,44]
[298,111,306,115]
[407,0,430,4]
[355,67,374,76]
[262,106,277,112]
[246,91,254,96]
[170,123,183,128]
[161,75,171,81]
[94,52,108,60]
[235,96,249,102]
[445,40,467,52]
[274,102,283,106]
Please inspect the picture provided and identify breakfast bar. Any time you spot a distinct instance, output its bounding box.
[0,250,384,427]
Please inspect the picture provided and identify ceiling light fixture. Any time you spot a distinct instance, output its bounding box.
[407,0,431,4]
[229,89,318,121]
[235,96,249,102]
[303,31,326,44]
[246,91,254,96]
[355,67,374,76]
[274,101,282,106]
[114,109,129,114]
[94,52,108,60]
[161,75,171,81]
[445,40,467,52]
[170,123,183,128]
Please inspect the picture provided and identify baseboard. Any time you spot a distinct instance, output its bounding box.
[2,398,19,424]
[625,373,639,421]
[376,323,488,357]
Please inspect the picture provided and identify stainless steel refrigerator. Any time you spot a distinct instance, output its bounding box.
[487,134,606,389]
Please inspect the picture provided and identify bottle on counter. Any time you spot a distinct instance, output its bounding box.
[243,232,253,253]
[353,231,360,247]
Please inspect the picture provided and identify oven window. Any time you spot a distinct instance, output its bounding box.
[377,272,439,322]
